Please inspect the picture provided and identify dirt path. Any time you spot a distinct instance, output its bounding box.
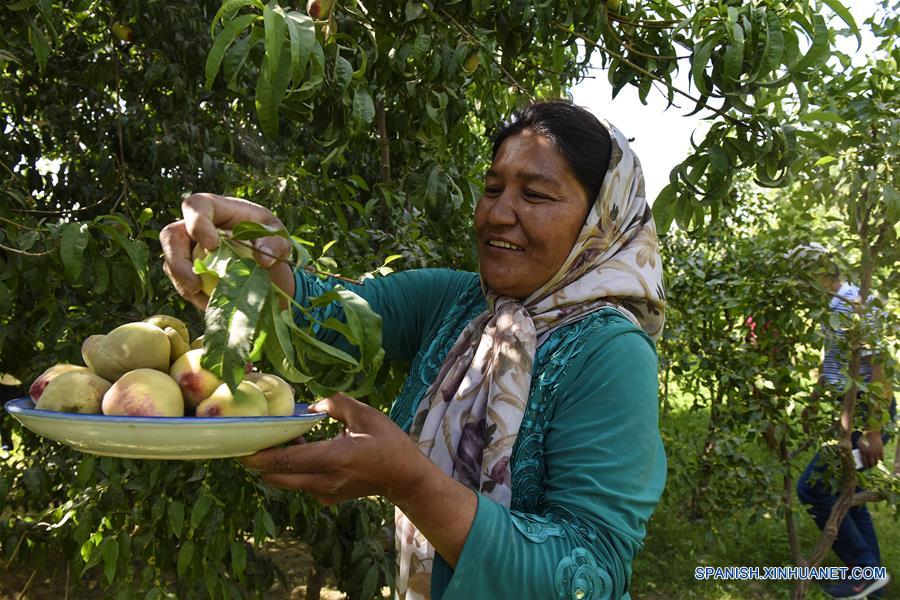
[0,537,347,600]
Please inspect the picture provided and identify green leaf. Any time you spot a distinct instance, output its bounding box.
[102,538,119,584]
[190,495,213,531]
[762,10,784,74]
[231,542,247,581]
[60,222,90,282]
[284,11,316,82]
[813,155,836,166]
[264,4,287,77]
[0,49,21,64]
[262,512,276,537]
[232,221,287,240]
[691,37,716,96]
[297,42,325,94]
[202,258,271,390]
[652,183,677,234]
[97,223,149,301]
[265,303,312,383]
[790,14,829,75]
[210,0,264,36]
[799,110,847,125]
[821,0,860,48]
[168,501,185,537]
[177,540,195,577]
[405,0,424,21]
[351,87,375,124]
[361,565,379,600]
[206,14,258,89]
[724,21,745,82]
[413,32,432,60]
[333,286,383,368]
[8,0,38,10]
[28,22,50,74]
[287,317,358,366]
[138,207,153,225]
[75,456,95,487]
[223,32,257,91]
[333,55,353,91]
[255,43,293,136]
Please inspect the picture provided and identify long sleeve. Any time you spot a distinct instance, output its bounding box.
[292,268,479,362]
[437,324,666,600]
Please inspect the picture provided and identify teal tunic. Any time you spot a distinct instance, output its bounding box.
[293,268,667,600]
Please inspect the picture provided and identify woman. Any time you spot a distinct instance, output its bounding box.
[161,100,667,599]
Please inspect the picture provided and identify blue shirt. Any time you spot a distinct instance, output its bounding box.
[821,283,874,388]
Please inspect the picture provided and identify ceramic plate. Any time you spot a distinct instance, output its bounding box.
[5,398,328,460]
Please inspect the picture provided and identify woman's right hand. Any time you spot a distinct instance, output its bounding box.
[159,193,295,310]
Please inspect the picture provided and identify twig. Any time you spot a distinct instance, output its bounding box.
[20,568,37,597]
[9,192,116,215]
[228,238,362,285]
[0,241,55,257]
[0,215,43,230]
[4,532,26,568]
[301,265,361,285]
[375,100,391,185]
[0,157,17,178]
[109,33,132,215]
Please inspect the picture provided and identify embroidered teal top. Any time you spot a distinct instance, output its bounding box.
[294,268,667,600]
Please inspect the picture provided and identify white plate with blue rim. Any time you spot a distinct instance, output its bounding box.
[4,398,327,460]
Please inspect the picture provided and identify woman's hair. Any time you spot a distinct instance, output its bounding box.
[491,100,612,206]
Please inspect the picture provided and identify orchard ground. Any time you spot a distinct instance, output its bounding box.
[1,392,896,599]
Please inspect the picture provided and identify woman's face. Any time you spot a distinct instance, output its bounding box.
[475,130,591,299]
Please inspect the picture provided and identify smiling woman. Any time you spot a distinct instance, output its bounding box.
[476,102,611,299]
[161,99,667,600]
[477,130,590,299]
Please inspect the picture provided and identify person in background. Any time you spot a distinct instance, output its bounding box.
[794,245,895,600]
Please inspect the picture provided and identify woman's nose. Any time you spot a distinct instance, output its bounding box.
[485,189,518,226]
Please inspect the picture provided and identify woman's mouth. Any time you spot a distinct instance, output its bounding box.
[486,239,524,251]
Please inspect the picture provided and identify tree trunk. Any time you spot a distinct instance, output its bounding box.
[689,380,724,521]
[779,438,803,567]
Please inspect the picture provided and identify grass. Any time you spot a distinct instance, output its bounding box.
[631,398,899,599]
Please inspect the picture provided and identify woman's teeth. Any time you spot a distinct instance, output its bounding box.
[488,240,523,250]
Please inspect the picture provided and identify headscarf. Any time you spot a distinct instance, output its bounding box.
[395,121,665,599]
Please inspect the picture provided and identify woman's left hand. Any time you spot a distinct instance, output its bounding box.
[241,393,427,505]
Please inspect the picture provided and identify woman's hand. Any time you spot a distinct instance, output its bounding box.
[241,393,428,505]
[242,393,477,567]
[159,193,295,310]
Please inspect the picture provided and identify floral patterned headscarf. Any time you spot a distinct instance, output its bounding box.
[395,121,665,599]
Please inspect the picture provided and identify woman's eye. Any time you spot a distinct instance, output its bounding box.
[524,190,548,201]
[484,186,501,196]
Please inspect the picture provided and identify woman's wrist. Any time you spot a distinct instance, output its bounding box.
[387,446,436,510]
[389,450,478,568]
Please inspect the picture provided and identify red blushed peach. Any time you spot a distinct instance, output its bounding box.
[169,349,223,409]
